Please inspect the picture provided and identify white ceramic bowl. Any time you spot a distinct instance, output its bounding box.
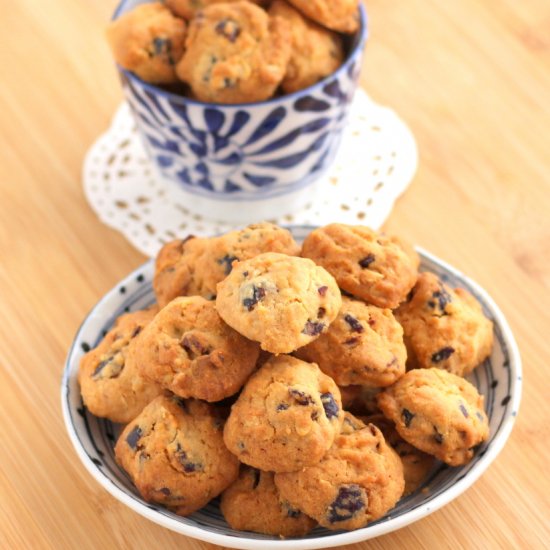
[61,226,521,549]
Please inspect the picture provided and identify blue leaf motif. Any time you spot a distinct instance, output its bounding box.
[323,80,346,101]
[294,96,331,112]
[128,82,164,126]
[171,104,207,142]
[170,102,189,124]
[215,151,242,165]
[251,132,329,169]
[310,147,331,173]
[244,107,286,145]
[214,135,230,152]
[147,135,180,153]
[244,173,276,187]
[195,162,209,175]
[226,111,251,139]
[224,180,241,192]
[190,142,207,157]
[143,89,170,119]
[176,168,191,184]
[198,178,214,191]
[204,108,225,133]
[248,118,330,156]
[157,155,174,167]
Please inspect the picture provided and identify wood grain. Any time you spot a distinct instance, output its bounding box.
[1,0,549,548]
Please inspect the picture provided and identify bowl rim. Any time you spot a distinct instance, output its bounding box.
[111,1,369,109]
[61,239,522,549]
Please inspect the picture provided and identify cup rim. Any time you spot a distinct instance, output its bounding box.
[112,1,369,109]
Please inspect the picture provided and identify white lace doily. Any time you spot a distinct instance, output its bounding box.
[83,90,417,257]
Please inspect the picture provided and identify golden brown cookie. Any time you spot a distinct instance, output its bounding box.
[115,395,239,516]
[166,0,267,20]
[220,467,316,536]
[377,368,490,466]
[216,252,342,353]
[134,296,259,402]
[286,0,360,34]
[274,413,404,530]
[395,272,494,376]
[301,224,420,309]
[153,223,299,308]
[295,296,406,387]
[106,2,186,84]
[78,306,163,423]
[364,414,435,496]
[223,355,343,472]
[176,2,291,103]
[269,0,344,93]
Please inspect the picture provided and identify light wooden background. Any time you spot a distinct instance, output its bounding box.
[1,0,549,548]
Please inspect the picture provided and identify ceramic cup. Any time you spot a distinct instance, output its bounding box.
[113,0,368,223]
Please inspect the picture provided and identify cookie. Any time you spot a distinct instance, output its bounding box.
[365,414,435,496]
[377,368,490,466]
[176,2,291,103]
[216,252,341,354]
[134,296,260,402]
[295,296,406,387]
[286,0,360,34]
[166,0,266,20]
[223,355,343,472]
[274,413,404,530]
[115,395,239,515]
[220,467,316,536]
[301,224,419,309]
[153,223,299,307]
[269,0,344,93]
[106,2,186,84]
[78,306,163,423]
[395,272,494,376]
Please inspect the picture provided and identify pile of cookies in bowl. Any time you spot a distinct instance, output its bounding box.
[107,0,361,102]
[78,222,494,537]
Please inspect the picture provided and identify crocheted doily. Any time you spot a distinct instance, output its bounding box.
[83,90,417,257]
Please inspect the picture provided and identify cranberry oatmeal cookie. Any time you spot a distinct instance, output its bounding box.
[395,272,494,376]
[286,0,360,34]
[301,224,419,309]
[377,368,490,466]
[221,467,316,536]
[153,223,299,307]
[134,296,259,402]
[176,2,291,103]
[274,412,404,530]
[106,2,186,84]
[224,355,343,472]
[269,0,344,93]
[78,306,162,423]
[296,296,406,387]
[115,395,239,515]
[216,252,341,353]
[365,414,435,496]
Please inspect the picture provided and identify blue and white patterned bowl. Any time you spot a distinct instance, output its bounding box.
[61,226,521,549]
[113,1,368,223]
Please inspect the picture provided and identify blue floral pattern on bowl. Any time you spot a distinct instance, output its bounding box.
[117,4,368,200]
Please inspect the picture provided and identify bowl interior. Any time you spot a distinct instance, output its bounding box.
[62,226,521,549]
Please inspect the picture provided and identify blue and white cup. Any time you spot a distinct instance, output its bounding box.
[114,0,368,223]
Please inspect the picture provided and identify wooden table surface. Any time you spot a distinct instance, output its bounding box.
[1,0,549,548]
